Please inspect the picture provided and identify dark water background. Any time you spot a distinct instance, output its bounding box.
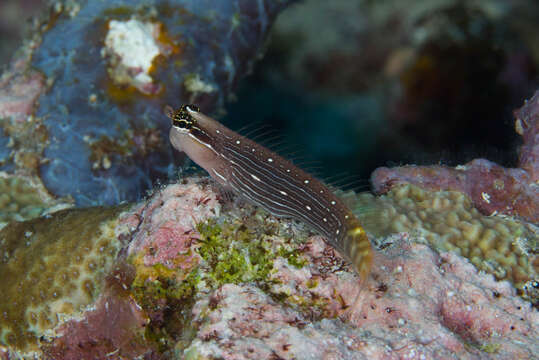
[222,0,539,187]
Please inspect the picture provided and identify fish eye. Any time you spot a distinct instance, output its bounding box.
[173,119,191,129]
[172,111,193,129]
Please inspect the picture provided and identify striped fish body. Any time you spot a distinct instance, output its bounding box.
[168,105,372,281]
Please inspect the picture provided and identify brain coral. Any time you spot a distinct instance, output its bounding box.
[349,184,538,297]
[0,205,127,355]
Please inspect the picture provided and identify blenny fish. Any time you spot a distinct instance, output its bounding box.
[167,104,373,283]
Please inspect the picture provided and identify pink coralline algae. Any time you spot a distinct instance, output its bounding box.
[0,34,47,171]
[0,67,44,124]
[186,235,539,360]
[515,90,539,182]
[372,89,539,223]
[126,177,220,268]
[41,284,154,359]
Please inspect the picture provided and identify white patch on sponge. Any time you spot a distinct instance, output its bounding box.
[104,19,161,91]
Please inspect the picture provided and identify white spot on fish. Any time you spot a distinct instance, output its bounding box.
[323,218,327,222]
[306,205,312,210]
[252,148,255,152]
[236,140,241,144]
[268,158,273,162]
[216,129,220,134]
[279,190,288,196]
[286,169,291,172]
[331,201,336,205]
[336,229,340,235]
[345,215,349,219]
[304,180,309,184]
[251,174,261,181]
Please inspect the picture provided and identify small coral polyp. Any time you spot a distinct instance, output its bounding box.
[354,184,537,291]
[0,206,126,354]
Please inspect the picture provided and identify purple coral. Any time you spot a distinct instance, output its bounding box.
[372,89,539,223]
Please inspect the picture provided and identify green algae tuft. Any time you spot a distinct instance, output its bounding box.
[196,219,276,286]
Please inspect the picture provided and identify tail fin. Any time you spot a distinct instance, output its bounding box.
[344,225,373,284]
[341,224,372,321]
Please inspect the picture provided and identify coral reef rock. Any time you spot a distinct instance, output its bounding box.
[3,177,537,358]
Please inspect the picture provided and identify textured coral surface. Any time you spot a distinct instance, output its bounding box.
[175,191,538,359]
[372,90,539,223]
[4,179,538,359]
[40,272,156,359]
[0,205,127,356]
[0,57,46,175]
[126,178,221,265]
[0,0,292,206]
[350,184,538,298]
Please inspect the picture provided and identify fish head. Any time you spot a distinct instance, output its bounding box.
[167,104,227,182]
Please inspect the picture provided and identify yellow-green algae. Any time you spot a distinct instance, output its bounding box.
[130,213,308,303]
[479,342,502,354]
[196,219,276,285]
[0,205,127,354]
[128,210,309,351]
